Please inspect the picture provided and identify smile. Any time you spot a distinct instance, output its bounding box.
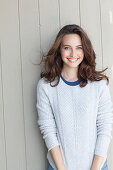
[67,58,79,63]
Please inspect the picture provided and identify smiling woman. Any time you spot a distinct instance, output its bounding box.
[36,24,113,170]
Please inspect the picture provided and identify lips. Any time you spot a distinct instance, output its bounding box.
[67,58,79,59]
[67,58,79,62]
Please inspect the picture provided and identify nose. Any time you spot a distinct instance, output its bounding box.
[70,49,76,57]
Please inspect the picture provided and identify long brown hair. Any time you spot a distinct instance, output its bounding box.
[38,24,109,87]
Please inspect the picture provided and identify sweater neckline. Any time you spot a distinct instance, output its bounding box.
[60,74,80,86]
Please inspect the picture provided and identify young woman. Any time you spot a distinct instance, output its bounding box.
[36,24,113,170]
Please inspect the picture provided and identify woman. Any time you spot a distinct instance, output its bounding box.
[36,24,113,170]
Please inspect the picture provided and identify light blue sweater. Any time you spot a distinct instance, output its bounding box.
[36,76,113,170]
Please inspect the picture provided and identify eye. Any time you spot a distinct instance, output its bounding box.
[64,47,69,50]
[77,47,83,49]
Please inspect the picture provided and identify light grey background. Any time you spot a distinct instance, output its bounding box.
[0,0,113,170]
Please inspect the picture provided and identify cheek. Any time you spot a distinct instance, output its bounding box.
[78,50,84,57]
[61,50,69,57]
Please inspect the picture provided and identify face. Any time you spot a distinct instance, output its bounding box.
[60,34,84,69]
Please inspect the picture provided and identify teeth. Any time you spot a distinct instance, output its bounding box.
[68,58,78,61]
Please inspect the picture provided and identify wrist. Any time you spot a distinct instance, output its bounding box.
[91,168,100,170]
[91,164,101,170]
[58,166,67,170]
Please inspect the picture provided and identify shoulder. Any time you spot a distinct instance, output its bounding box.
[37,76,58,89]
[87,79,109,95]
[37,77,51,88]
[91,79,109,96]
[37,77,46,86]
[37,77,55,95]
[36,77,48,93]
[96,79,108,90]
[89,79,108,87]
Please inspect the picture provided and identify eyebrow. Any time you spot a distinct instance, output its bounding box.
[62,44,82,47]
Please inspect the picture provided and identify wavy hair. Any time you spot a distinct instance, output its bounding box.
[38,24,109,87]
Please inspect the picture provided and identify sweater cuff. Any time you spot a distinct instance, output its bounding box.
[94,134,112,158]
[44,134,60,151]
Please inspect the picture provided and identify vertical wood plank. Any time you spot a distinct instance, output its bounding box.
[100,0,113,91]
[19,0,44,169]
[100,0,113,168]
[0,0,27,169]
[0,43,6,170]
[59,0,80,27]
[39,0,60,54]
[80,0,103,70]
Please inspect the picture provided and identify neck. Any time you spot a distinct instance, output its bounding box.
[61,66,78,81]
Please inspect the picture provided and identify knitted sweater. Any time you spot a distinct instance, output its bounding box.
[36,75,113,170]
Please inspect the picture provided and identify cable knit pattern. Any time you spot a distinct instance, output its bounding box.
[36,77,113,170]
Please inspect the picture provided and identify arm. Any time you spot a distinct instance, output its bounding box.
[36,79,66,170]
[91,155,104,170]
[50,146,66,170]
[91,80,113,169]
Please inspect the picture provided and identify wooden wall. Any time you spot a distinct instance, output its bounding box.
[0,0,113,169]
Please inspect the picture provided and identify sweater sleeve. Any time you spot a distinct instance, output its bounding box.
[94,79,113,158]
[36,78,60,151]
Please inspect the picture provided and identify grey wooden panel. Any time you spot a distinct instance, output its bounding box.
[100,0,113,91]
[0,43,6,170]
[39,0,60,55]
[19,0,45,169]
[80,0,103,70]
[100,0,113,169]
[59,0,80,27]
[0,0,26,169]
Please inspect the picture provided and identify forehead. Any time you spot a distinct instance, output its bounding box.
[61,34,82,46]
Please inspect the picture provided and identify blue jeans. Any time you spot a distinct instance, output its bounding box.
[101,161,108,170]
[48,160,108,170]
